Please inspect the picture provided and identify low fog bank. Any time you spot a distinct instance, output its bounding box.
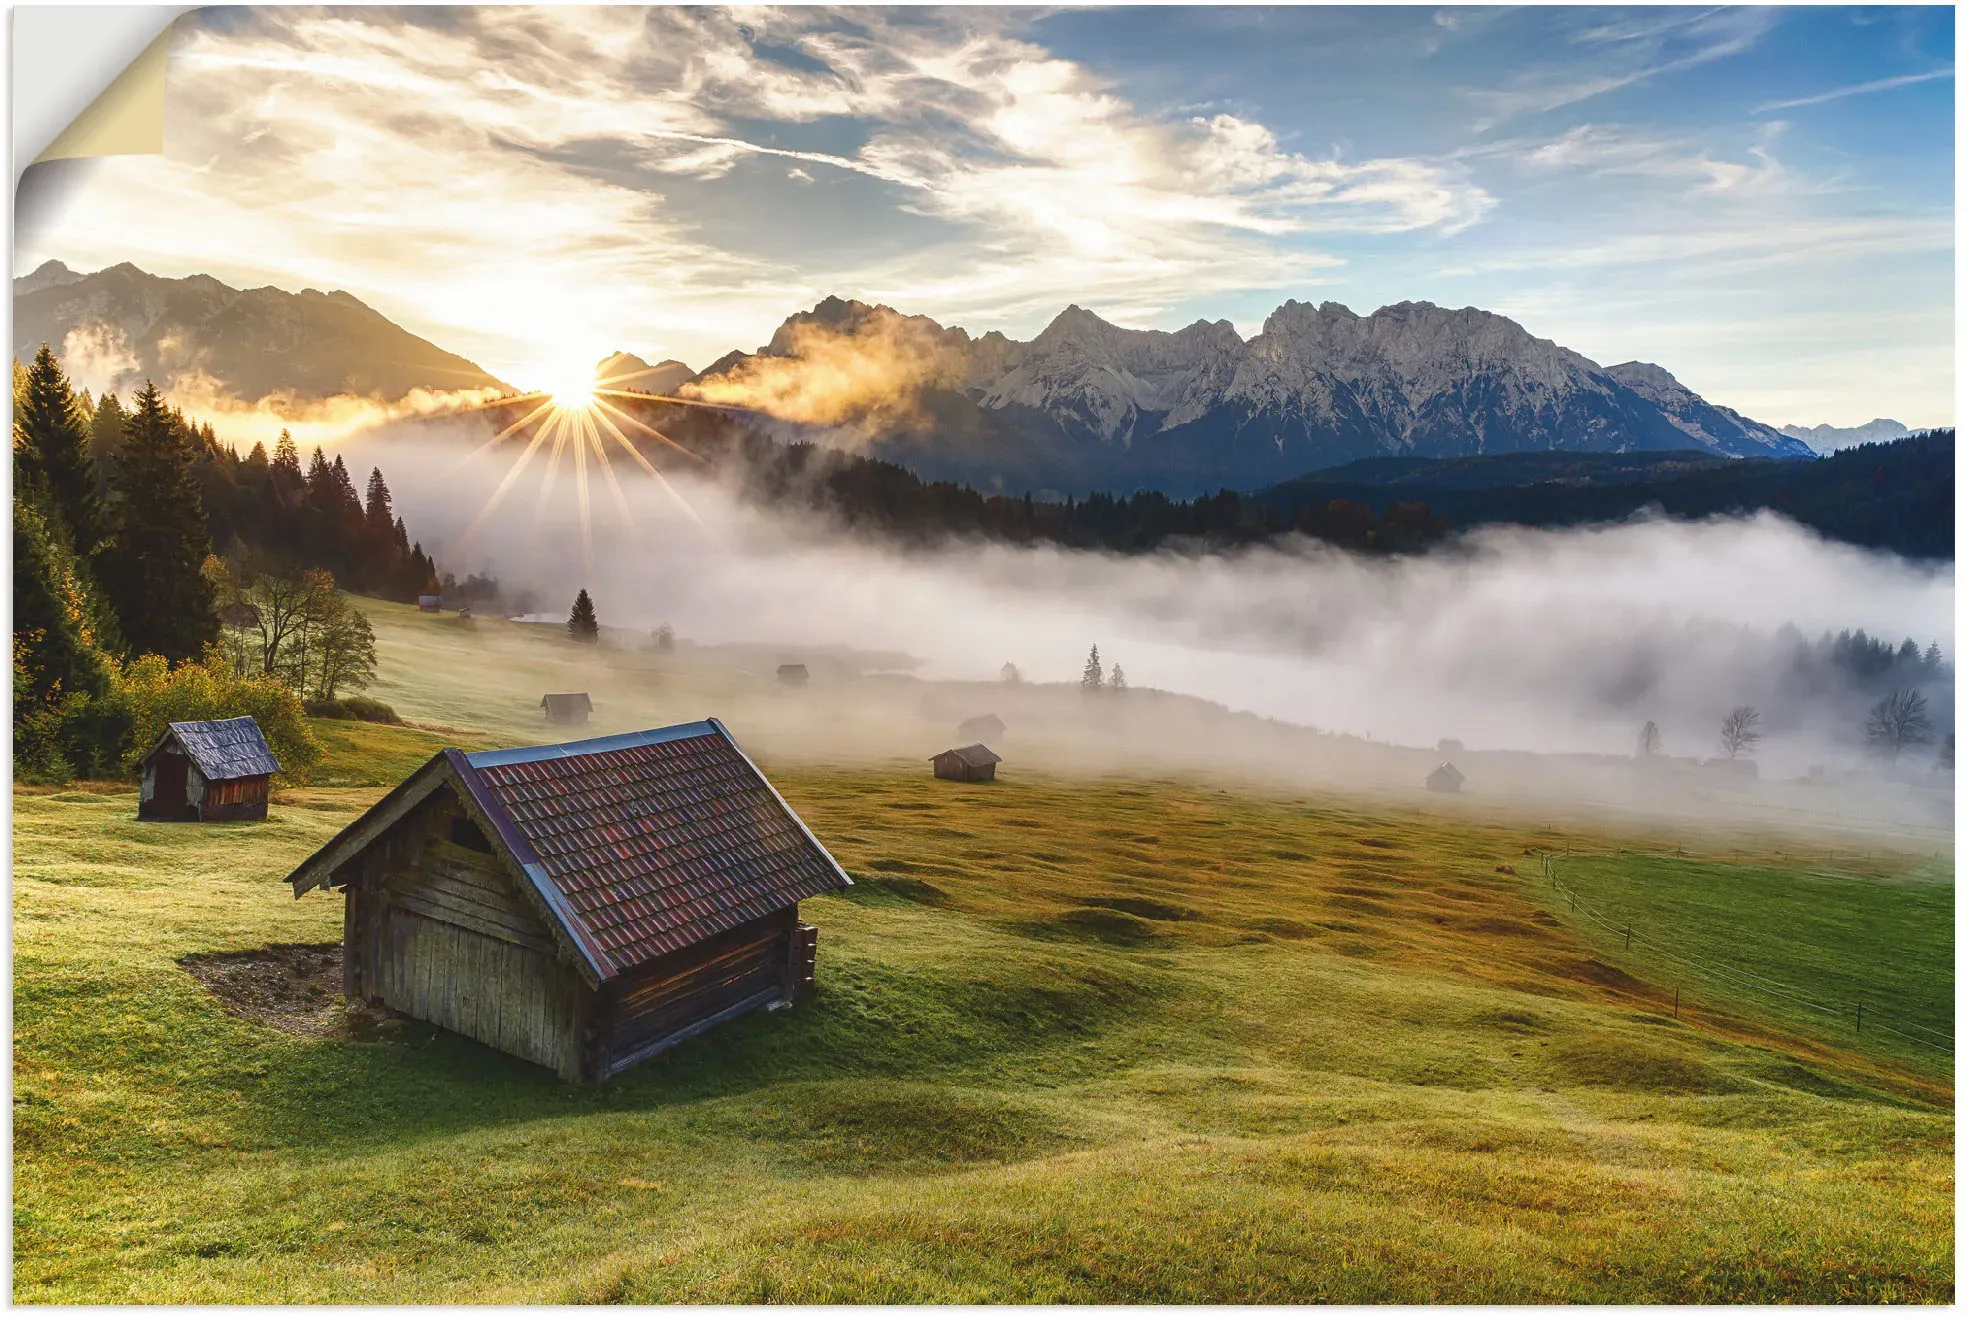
[342,432,1953,829]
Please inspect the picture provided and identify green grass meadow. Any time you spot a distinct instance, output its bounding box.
[10,602,1956,1302]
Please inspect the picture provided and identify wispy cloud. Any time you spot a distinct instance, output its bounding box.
[1465,7,1779,129]
[1754,67,1953,113]
[24,7,1487,385]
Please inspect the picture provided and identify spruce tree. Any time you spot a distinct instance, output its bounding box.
[97,382,218,662]
[88,392,126,473]
[365,467,394,535]
[1110,664,1127,693]
[14,344,104,559]
[1081,644,1103,691]
[568,589,600,643]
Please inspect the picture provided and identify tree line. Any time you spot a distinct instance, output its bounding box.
[13,344,439,780]
[1635,688,1949,773]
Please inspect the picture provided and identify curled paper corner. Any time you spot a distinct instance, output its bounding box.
[33,20,175,165]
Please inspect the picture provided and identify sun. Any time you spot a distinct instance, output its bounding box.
[542,365,598,411]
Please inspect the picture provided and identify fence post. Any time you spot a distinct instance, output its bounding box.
[1856,1003,1864,1035]
[1625,925,1632,949]
[1673,988,1679,1020]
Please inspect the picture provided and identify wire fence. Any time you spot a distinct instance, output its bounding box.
[1539,852,1954,1057]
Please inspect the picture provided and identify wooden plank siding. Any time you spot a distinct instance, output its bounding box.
[340,785,592,1080]
[598,908,796,1077]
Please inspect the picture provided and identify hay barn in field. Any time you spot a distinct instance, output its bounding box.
[776,663,809,685]
[1426,762,1465,793]
[138,716,281,822]
[932,744,1001,782]
[541,692,593,725]
[418,595,443,612]
[285,719,850,1083]
[957,713,1007,743]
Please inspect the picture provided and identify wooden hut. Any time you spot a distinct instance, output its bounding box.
[541,692,593,725]
[932,744,1001,783]
[417,595,443,613]
[284,719,851,1083]
[1426,762,1465,793]
[138,716,281,822]
[957,713,1007,743]
[776,663,809,686]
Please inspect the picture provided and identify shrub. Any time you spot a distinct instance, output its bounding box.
[12,634,130,783]
[304,695,401,724]
[117,651,323,782]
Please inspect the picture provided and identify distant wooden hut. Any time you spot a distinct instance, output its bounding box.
[1426,762,1465,793]
[541,692,593,725]
[458,604,474,620]
[137,716,281,822]
[957,713,1007,743]
[776,663,809,686]
[417,595,443,613]
[284,719,849,1083]
[932,744,1002,782]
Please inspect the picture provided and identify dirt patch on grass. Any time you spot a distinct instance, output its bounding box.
[1541,956,1651,993]
[1455,916,1556,940]
[1081,895,1202,922]
[179,943,408,1040]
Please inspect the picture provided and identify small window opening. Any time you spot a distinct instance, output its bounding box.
[450,816,492,852]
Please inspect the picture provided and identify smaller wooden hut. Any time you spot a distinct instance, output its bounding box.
[1426,762,1465,793]
[418,595,443,613]
[541,692,593,725]
[138,716,281,822]
[776,663,810,686]
[932,744,1001,782]
[957,713,1007,742]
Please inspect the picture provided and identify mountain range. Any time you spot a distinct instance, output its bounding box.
[15,260,1849,495]
[12,260,506,404]
[1777,418,1911,455]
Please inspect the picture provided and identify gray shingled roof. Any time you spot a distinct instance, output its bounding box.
[933,743,1002,768]
[158,717,282,781]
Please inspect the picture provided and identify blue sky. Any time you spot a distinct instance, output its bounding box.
[18,5,1956,426]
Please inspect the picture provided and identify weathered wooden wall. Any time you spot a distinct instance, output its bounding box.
[598,908,795,1078]
[344,785,588,1080]
[200,774,270,821]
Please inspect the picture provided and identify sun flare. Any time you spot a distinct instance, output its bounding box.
[543,369,598,411]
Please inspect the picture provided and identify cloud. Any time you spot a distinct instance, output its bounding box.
[1513,124,1787,195]
[1754,67,1953,114]
[1464,8,1779,129]
[335,436,1953,798]
[57,321,142,400]
[18,7,1485,385]
[681,304,969,434]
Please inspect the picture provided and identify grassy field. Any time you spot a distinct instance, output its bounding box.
[10,601,1956,1302]
[1541,850,1953,1076]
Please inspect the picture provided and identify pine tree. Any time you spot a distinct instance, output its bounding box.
[365,467,394,534]
[97,382,218,662]
[272,429,301,477]
[14,343,104,559]
[305,447,334,507]
[568,589,600,643]
[1081,644,1103,691]
[1637,720,1661,758]
[330,454,362,519]
[1109,664,1127,693]
[88,393,127,474]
